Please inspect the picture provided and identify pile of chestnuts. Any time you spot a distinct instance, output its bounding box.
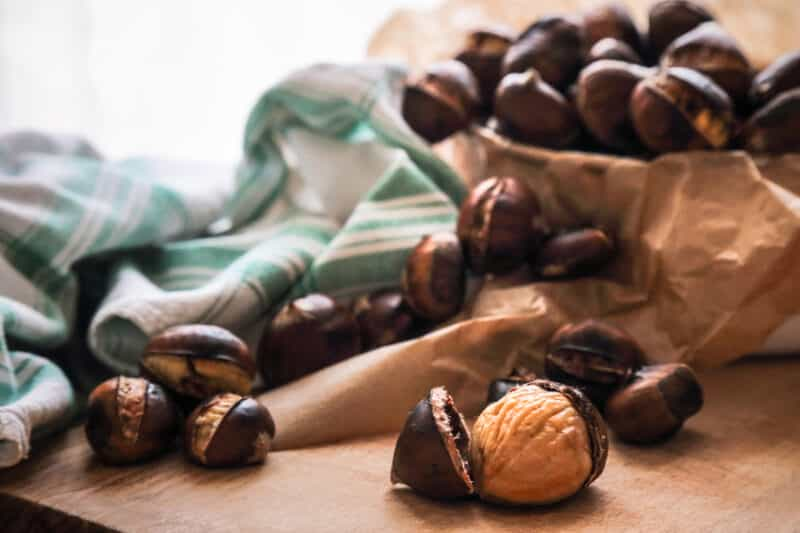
[402,0,800,155]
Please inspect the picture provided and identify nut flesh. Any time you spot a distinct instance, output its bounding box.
[190,393,241,463]
[116,376,147,443]
[142,354,253,397]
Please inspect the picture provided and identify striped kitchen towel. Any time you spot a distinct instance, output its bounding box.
[0,62,466,467]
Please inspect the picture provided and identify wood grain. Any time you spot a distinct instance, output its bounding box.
[1,357,799,532]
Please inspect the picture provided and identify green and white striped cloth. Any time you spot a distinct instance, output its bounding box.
[0,62,466,467]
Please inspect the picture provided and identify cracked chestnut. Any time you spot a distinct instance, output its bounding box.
[545,320,644,407]
[353,289,417,350]
[586,38,643,65]
[184,393,276,467]
[739,87,800,154]
[455,26,514,111]
[533,228,615,279]
[750,51,800,108]
[391,386,474,500]
[141,324,255,401]
[470,380,608,505]
[582,2,642,54]
[401,233,466,322]
[647,0,715,60]
[259,293,362,388]
[86,376,180,464]
[402,60,480,143]
[605,363,703,444]
[486,368,537,405]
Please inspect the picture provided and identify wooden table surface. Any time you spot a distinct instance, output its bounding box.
[1,356,799,532]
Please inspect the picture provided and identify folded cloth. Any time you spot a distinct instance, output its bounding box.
[0,62,465,467]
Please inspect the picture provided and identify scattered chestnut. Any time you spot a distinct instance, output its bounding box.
[545,320,643,407]
[750,50,800,108]
[647,0,715,60]
[576,60,651,153]
[586,38,643,65]
[661,22,752,106]
[457,176,544,276]
[353,289,417,350]
[533,228,615,279]
[470,380,608,505]
[582,2,642,53]
[259,293,362,388]
[502,16,585,90]
[391,386,474,500]
[486,368,537,405]
[605,363,703,444]
[493,69,581,149]
[85,376,180,464]
[402,60,481,143]
[401,233,466,322]
[630,67,735,153]
[140,325,255,401]
[455,26,514,111]
[184,393,276,467]
[739,87,800,154]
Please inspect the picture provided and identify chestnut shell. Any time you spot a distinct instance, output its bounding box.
[750,50,800,108]
[401,233,466,322]
[647,0,715,60]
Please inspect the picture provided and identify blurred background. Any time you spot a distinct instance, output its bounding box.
[0,0,436,163]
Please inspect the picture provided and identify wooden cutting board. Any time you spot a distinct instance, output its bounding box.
[1,356,798,532]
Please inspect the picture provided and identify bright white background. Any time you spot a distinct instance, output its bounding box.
[0,0,437,162]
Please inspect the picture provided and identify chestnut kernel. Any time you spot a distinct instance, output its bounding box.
[141,324,255,401]
[470,380,608,505]
[391,386,474,500]
[353,289,417,350]
[486,368,537,405]
[184,393,276,467]
[586,38,643,65]
[259,293,362,388]
[534,228,615,279]
[85,376,180,464]
[455,26,514,111]
[494,69,581,149]
[545,320,643,407]
[661,22,752,106]
[401,233,466,322]
[577,60,652,152]
[750,51,800,108]
[739,87,800,154]
[582,3,642,53]
[457,176,544,276]
[402,60,481,143]
[630,67,735,153]
[605,363,703,444]
[647,0,715,60]
[502,16,585,90]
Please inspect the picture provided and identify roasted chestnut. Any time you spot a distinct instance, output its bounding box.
[647,0,715,60]
[259,293,362,388]
[582,2,642,53]
[353,289,417,350]
[605,363,703,444]
[401,233,466,322]
[455,26,515,111]
[630,67,735,153]
[391,386,474,499]
[586,38,643,65]
[494,69,581,149]
[739,87,800,154]
[457,176,544,276]
[576,60,651,152]
[750,50,800,108]
[502,16,585,90]
[402,60,481,143]
[533,228,615,278]
[486,368,537,405]
[545,320,643,407]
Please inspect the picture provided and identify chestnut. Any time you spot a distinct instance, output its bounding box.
[739,87,800,154]
[493,69,581,149]
[582,2,642,54]
[630,67,735,153]
[85,376,180,464]
[750,50,800,108]
[647,0,715,60]
[502,16,585,90]
[140,325,255,401]
[402,60,481,143]
[455,26,514,111]
[184,393,275,467]
[391,386,474,500]
[586,38,643,65]
[661,22,752,106]
[259,293,362,389]
[401,233,465,322]
[470,380,608,505]
[533,228,615,278]
[545,320,643,407]
[576,60,652,153]
[353,289,417,350]
[457,176,544,276]
[486,368,537,405]
[605,363,703,444]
